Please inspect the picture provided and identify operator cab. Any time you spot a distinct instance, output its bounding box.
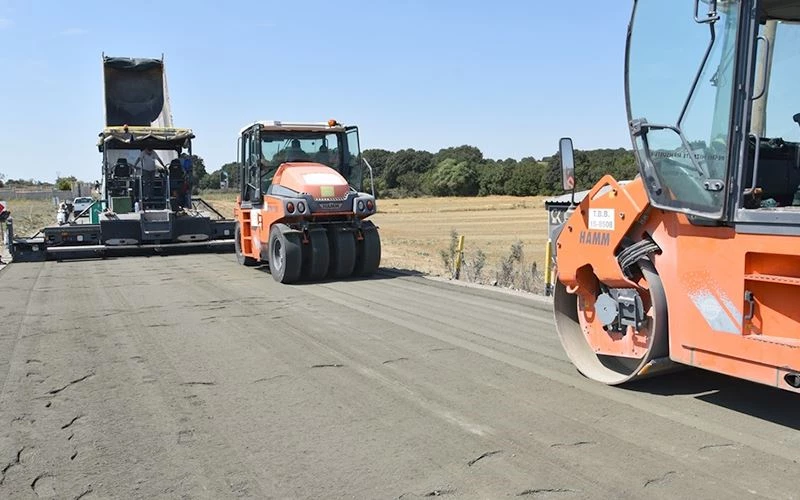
[98,126,195,213]
[625,0,800,230]
[237,120,370,206]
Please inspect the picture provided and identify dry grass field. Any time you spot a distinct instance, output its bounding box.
[369,196,550,279]
[3,198,60,238]
[5,193,553,288]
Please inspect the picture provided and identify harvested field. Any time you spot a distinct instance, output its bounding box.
[370,196,549,281]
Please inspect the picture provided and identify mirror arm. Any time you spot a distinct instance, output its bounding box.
[363,157,375,197]
[694,0,719,24]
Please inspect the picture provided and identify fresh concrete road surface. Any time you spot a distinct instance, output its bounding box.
[0,255,798,499]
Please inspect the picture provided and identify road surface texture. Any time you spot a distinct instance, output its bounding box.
[0,254,798,499]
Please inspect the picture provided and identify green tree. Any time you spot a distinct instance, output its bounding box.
[540,154,563,195]
[427,159,479,196]
[504,162,542,196]
[540,147,636,196]
[433,145,484,165]
[191,155,208,181]
[189,155,209,193]
[477,160,515,196]
[56,176,77,191]
[362,149,393,180]
[396,171,425,196]
[199,162,240,191]
[199,170,221,190]
[219,162,240,189]
[383,149,434,189]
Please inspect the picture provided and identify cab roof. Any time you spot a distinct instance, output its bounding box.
[98,125,195,151]
[760,0,800,21]
[239,120,348,136]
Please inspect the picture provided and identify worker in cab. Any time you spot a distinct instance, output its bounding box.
[285,139,310,162]
[315,144,331,166]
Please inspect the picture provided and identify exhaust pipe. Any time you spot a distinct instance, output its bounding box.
[784,372,800,389]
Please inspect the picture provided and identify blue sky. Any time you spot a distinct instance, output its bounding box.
[0,0,634,182]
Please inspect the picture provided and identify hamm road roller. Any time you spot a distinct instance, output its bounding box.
[552,0,800,393]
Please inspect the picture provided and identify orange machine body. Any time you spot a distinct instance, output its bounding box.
[556,175,800,393]
[272,163,351,200]
[234,161,373,262]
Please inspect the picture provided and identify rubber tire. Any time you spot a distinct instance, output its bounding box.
[301,228,330,281]
[327,227,357,279]
[268,224,302,284]
[234,222,258,267]
[353,222,381,277]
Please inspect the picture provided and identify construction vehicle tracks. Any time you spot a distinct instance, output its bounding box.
[0,256,798,499]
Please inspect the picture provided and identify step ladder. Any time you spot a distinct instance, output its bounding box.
[140,210,174,242]
[142,177,169,210]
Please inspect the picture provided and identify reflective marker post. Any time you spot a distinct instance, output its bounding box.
[544,238,553,296]
[453,235,465,280]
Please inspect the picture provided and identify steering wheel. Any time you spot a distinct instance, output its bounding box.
[658,156,717,206]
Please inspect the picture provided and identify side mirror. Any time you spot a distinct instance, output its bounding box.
[559,137,576,192]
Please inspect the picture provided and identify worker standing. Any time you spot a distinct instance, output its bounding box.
[134,148,166,202]
[180,153,193,208]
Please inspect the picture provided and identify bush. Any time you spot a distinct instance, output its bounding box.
[494,240,543,293]
[436,233,543,294]
[463,249,487,283]
[439,229,460,276]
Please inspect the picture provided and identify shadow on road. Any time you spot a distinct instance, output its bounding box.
[254,266,426,284]
[623,368,800,430]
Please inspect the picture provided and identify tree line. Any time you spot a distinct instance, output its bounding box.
[361,145,638,198]
[197,145,639,198]
[1,145,638,197]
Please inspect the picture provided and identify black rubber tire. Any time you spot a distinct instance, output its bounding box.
[353,221,381,277]
[234,222,258,267]
[301,228,330,281]
[268,224,302,284]
[327,227,357,279]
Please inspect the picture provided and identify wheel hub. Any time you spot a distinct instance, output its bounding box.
[272,239,283,271]
[595,294,618,327]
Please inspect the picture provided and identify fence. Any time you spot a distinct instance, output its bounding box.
[0,180,98,200]
[0,189,76,201]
